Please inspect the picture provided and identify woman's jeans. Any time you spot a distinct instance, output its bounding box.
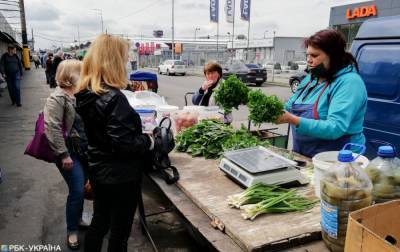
[57,153,85,233]
[84,181,140,252]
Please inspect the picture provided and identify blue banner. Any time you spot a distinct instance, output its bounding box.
[240,0,251,21]
[210,0,219,23]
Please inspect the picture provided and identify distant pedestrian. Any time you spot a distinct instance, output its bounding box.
[45,53,53,84]
[32,54,40,69]
[0,44,24,106]
[50,51,64,88]
[44,59,89,250]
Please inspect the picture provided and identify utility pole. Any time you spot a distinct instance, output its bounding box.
[246,15,250,61]
[77,24,80,48]
[171,0,175,60]
[31,28,34,51]
[231,0,235,60]
[194,27,200,41]
[92,9,104,34]
[19,0,30,70]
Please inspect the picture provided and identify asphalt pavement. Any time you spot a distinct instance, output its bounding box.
[0,66,199,252]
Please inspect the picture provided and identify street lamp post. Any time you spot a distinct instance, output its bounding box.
[92,9,104,34]
[171,0,175,60]
[194,27,200,41]
[272,30,276,82]
[263,30,268,39]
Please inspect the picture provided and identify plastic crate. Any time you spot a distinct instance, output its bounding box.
[251,129,288,149]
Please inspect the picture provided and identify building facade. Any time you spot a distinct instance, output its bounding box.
[228,37,307,66]
[329,0,400,48]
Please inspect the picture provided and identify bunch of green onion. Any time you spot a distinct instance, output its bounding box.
[227,183,318,221]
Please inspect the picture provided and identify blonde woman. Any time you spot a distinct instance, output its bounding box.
[43,60,88,250]
[75,35,154,252]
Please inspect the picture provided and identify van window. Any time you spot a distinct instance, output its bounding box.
[357,44,400,100]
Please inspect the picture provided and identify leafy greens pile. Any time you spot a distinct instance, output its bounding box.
[248,89,285,127]
[214,75,250,114]
[176,120,269,159]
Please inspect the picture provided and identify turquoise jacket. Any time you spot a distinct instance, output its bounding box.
[285,65,367,144]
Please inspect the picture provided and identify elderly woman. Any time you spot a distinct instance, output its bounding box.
[44,59,88,250]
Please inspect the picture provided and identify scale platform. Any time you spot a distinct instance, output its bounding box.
[219,146,310,187]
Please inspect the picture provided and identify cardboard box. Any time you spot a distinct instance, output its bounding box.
[345,200,400,252]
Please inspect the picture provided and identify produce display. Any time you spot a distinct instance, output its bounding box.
[227,183,317,221]
[222,126,270,152]
[248,89,284,127]
[172,110,199,133]
[214,75,250,114]
[175,120,270,159]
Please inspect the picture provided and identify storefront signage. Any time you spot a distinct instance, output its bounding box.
[228,38,273,49]
[346,5,377,20]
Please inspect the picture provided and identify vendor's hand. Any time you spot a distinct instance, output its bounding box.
[201,79,214,91]
[61,156,73,170]
[276,111,300,126]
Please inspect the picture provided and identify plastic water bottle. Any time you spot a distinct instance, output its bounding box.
[320,144,372,252]
[365,145,400,203]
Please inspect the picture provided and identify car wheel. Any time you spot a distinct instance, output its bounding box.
[158,68,162,75]
[181,73,186,76]
[167,69,170,76]
[291,79,300,93]
[255,82,263,87]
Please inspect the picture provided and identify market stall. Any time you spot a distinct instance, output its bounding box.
[147,149,329,251]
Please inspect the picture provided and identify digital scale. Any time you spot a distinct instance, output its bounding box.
[219,146,310,188]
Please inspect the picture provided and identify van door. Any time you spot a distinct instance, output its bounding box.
[356,43,400,157]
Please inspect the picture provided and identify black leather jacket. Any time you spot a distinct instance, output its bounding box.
[75,86,151,185]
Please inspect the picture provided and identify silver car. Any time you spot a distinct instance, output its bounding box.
[158,60,187,76]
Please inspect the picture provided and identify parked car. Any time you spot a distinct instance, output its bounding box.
[158,60,187,76]
[262,61,282,74]
[222,62,267,86]
[294,61,307,72]
[350,15,400,158]
[288,71,306,93]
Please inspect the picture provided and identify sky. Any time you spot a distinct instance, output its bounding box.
[19,0,367,50]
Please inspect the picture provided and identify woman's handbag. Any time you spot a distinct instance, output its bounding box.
[24,112,66,163]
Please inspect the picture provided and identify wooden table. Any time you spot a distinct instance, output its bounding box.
[148,151,330,251]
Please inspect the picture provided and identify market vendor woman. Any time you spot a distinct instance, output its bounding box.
[277,29,367,158]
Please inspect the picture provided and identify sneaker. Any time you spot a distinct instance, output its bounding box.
[67,232,79,250]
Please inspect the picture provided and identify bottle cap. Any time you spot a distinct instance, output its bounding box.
[377,146,395,158]
[338,150,354,162]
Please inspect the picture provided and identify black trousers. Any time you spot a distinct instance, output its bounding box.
[84,180,141,252]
